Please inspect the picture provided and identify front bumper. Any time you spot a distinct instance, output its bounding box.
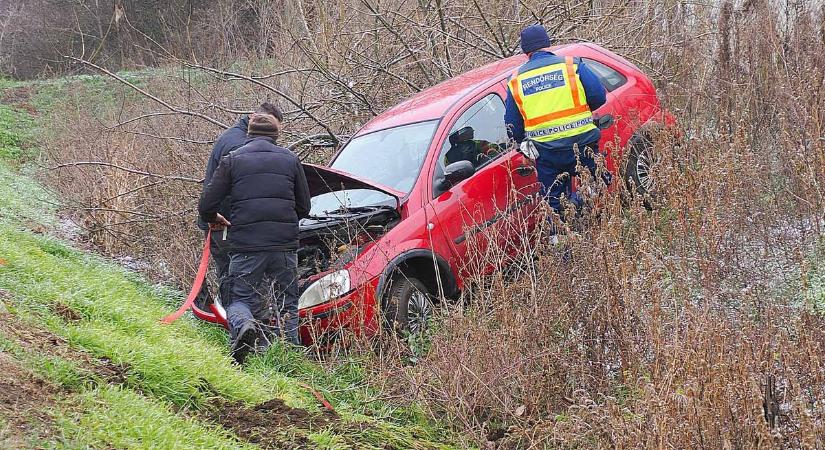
[297,276,381,345]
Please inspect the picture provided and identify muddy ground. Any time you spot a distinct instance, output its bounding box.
[204,396,340,449]
[0,346,61,447]
[0,300,130,385]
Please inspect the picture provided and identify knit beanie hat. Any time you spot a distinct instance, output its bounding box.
[247,113,280,139]
[520,24,551,54]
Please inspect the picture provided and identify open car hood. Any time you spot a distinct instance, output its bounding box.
[302,163,405,205]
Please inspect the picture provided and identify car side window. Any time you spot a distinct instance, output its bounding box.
[432,94,508,196]
[581,58,627,92]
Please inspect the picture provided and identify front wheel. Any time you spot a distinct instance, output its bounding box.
[382,275,434,339]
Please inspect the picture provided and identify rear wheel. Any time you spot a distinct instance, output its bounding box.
[625,135,657,206]
[382,274,434,339]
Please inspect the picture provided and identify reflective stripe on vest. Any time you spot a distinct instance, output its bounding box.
[509,56,596,143]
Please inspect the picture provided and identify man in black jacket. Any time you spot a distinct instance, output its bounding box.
[196,103,282,309]
[198,106,311,363]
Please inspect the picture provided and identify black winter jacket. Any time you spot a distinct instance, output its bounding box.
[198,136,311,252]
[197,116,250,231]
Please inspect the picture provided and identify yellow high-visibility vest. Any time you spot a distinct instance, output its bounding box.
[508,56,596,143]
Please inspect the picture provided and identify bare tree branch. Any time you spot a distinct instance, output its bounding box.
[66,56,229,129]
[48,161,203,183]
[185,61,340,144]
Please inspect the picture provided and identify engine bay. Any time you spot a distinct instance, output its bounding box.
[296,206,400,289]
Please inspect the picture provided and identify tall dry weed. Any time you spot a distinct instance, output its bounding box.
[368,2,825,448]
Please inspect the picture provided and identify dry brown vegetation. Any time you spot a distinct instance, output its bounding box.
[12,0,825,447]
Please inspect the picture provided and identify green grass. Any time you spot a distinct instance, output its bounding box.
[0,228,308,409]
[28,67,212,118]
[308,429,351,449]
[31,354,90,392]
[0,104,35,161]
[0,102,53,226]
[0,322,251,449]
[0,77,24,93]
[0,333,89,391]
[0,160,54,226]
[59,386,253,450]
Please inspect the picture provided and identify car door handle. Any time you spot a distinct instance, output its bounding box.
[515,165,535,177]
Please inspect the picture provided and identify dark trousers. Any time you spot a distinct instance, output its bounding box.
[211,232,231,282]
[224,251,300,346]
[536,142,608,219]
[195,231,231,309]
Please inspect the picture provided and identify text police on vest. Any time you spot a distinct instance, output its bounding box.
[521,70,566,95]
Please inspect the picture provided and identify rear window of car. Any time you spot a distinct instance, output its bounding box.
[582,58,627,92]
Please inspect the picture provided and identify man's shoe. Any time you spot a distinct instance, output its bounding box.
[230,322,257,364]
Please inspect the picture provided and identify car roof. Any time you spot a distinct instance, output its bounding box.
[355,43,622,135]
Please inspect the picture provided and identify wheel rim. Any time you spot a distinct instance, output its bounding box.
[636,148,656,193]
[407,289,432,335]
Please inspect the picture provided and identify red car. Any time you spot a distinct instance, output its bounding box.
[197,43,670,344]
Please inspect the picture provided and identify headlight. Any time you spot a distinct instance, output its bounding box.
[298,269,351,309]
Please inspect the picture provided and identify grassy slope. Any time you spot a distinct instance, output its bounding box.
[0,79,453,449]
[0,100,258,448]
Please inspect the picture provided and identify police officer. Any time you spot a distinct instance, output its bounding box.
[198,105,311,364]
[504,25,607,227]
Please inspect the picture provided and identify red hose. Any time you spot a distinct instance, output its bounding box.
[160,230,212,324]
[298,382,337,415]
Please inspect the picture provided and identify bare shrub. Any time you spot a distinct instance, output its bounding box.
[364,2,825,446]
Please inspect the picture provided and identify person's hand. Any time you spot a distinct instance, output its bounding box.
[519,140,539,161]
[208,213,231,230]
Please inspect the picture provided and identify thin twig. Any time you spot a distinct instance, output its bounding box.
[66,56,228,130]
[48,161,203,183]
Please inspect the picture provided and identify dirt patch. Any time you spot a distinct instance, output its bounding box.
[91,357,130,385]
[0,352,60,447]
[205,398,337,449]
[0,308,130,386]
[52,301,82,322]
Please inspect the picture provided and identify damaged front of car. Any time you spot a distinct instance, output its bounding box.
[296,164,406,345]
[293,120,440,345]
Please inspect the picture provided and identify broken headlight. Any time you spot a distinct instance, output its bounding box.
[298,269,351,310]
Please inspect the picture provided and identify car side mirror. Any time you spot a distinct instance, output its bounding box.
[436,160,475,192]
[595,114,614,130]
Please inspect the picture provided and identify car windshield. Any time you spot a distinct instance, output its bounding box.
[331,120,438,193]
[309,120,438,215]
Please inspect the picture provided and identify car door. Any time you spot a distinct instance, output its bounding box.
[425,88,531,278]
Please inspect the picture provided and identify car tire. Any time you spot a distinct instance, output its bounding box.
[382,274,434,339]
[624,134,657,207]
